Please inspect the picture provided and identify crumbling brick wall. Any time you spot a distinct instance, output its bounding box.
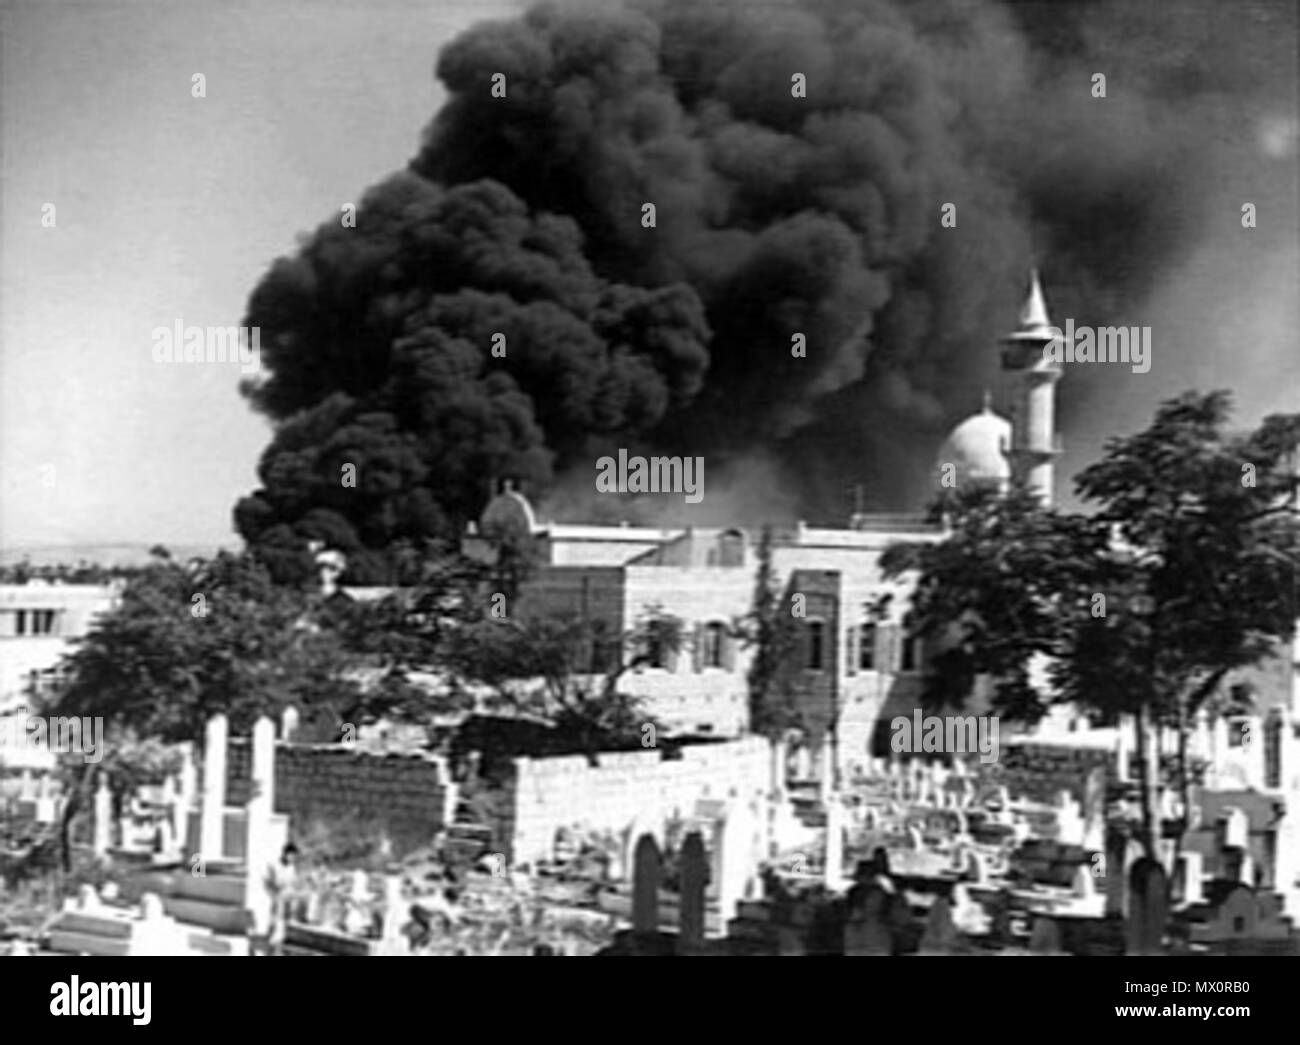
[226,740,450,856]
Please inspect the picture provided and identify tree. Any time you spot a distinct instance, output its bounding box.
[45,552,372,744]
[53,729,183,872]
[741,526,801,739]
[882,391,1300,859]
[438,607,679,762]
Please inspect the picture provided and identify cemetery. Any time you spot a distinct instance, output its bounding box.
[2,702,1299,957]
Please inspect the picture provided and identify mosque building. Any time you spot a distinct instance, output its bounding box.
[464,273,1090,762]
[466,269,1298,782]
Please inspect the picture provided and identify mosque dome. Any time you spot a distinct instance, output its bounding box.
[480,481,538,540]
[937,399,1013,487]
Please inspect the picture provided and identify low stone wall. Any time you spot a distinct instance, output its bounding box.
[218,732,774,867]
[509,737,773,866]
[226,740,451,857]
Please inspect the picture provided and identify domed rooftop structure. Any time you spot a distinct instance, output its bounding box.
[937,395,1013,488]
[479,480,538,540]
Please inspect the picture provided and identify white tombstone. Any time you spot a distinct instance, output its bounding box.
[1177,851,1204,905]
[200,714,228,861]
[244,716,278,937]
[823,800,845,890]
[381,874,406,944]
[1071,863,1095,899]
[251,716,276,812]
[92,776,112,857]
[342,870,371,935]
[718,802,758,928]
[280,705,300,741]
[1115,715,1132,784]
[1055,797,1084,847]
[1223,807,1249,850]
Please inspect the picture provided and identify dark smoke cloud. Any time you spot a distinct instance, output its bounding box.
[238,0,1297,571]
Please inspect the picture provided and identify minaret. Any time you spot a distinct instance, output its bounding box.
[1000,270,1062,505]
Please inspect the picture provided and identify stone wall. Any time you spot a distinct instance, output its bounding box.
[226,740,451,856]
[509,736,773,866]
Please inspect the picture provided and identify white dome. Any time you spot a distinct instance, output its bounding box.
[937,405,1012,486]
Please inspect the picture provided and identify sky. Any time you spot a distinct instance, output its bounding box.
[1,0,1297,553]
[1,0,520,552]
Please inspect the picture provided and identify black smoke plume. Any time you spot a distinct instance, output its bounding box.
[236,0,1297,579]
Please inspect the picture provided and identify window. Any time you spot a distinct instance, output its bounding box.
[901,635,921,672]
[717,530,744,567]
[703,622,725,669]
[1265,716,1282,789]
[807,620,825,672]
[14,609,56,636]
[859,623,876,671]
[647,636,666,669]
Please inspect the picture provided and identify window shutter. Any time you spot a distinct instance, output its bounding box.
[722,629,736,671]
[692,623,704,672]
[846,625,858,676]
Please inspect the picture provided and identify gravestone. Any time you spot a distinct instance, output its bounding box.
[918,896,959,955]
[1223,807,1249,850]
[1176,851,1203,905]
[1029,916,1063,954]
[244,716,277,937]
[200,713,228,861]
[632,834,662,937]
[92,776,111,857]
[1126,858,1168,956]
[824,800,845,889]
[844,888,895,956]
[1072,862,1096,900]
[677,832,707,954]
[1103,832,1127,917]
[718,802,757,925]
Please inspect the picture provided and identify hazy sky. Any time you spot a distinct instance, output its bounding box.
[1,0,519,551]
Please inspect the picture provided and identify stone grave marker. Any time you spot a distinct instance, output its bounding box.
[1176,851,1203,905]
[632,834,661,935]
[1125,857,1168,956]
[918,896,959,955]
[677,831,707,954]
[1029,915,1064,954]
